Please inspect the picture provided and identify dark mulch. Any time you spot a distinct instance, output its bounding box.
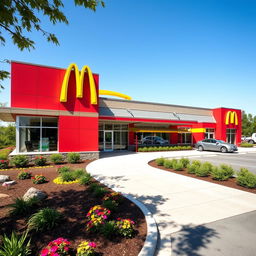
[149,160,256,194]
[0,161,146,256]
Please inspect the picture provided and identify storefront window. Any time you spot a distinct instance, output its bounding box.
[17,116,58,153]
[99,122,128,151]
[178,133,192,144]
[205,128,215,139]
[226,129,236,144]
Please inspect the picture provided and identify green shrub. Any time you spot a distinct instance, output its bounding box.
[115,218,135,238]
[192,160,201,167]
[34,156,47,166]
[93,187,107,198]
[156,157,165,166]
[60,171,76,182]
[0,231,31,256]
[187,163,198,174]
[179,158,190,168]
[0,159,9,169]
[89,183,101,191]
[102,200,118,212]
[32,174,47,184]
[100,221,117,239]
[0,147,12,160]
[9,197,39,217]
[12,155,29,168]
[50,154,63,164]
[211,165,234,181]
[173,161,183,171]
[237,168,256,188]
[195,162,212,177]
[57,166,71,174]
[240,142,254,148]
[17,171,32,180]
[67,152,80,163]
[73,168,85,179]
[163,159,173,169]
[79,173,92,185]
[27,208,63,232]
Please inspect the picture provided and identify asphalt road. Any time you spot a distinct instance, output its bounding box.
[187,152,256,174]
[171,210,256,256]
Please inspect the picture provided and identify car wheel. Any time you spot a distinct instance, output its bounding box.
[198,146,204,151]
[248,140,254,144]
[221,147,228,153]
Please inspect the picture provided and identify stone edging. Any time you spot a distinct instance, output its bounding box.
[89,176,158,256]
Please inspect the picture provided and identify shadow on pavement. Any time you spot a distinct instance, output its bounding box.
[170,224,219,256]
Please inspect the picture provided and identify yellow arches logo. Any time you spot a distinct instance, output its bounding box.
[225,111,238,125]
[60,63,97,104]
[60,63,131,104]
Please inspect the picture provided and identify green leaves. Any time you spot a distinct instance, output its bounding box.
[0,0,105,89]
[0,231,31,256]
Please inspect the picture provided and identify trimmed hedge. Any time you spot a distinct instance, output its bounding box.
[138,145,192,152]
[240,142,254,148]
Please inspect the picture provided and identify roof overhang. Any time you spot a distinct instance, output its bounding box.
[0,107,98,122]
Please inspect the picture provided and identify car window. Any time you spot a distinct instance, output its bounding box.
[203,139,210,143]
[211,139,217,143]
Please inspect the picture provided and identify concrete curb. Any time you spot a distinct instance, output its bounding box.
[87,168,158,256]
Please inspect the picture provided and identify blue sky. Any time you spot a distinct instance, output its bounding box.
[1,0,256,115]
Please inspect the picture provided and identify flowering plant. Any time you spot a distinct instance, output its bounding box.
[116,218,135,238]
[40,237,70,256]
[17,170,32,180]
[35,156,47,166]
[32,174,47,184]
[76,240,97,256]
[102,192,122,203]
[86,205,111,231]
[0,159,9,169]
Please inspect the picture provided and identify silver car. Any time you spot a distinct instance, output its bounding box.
[195,139,238,153]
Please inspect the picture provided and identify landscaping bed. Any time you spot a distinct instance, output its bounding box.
[149,159,256,194]
[0,161,147,255]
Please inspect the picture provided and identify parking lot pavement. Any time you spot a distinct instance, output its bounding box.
[171,210,256,256]
[184,152,256,174]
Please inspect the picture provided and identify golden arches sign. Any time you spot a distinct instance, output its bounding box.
[225,111,238,125]
[59,63,132,104]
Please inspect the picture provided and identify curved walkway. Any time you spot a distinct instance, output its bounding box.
[87,149,256,255]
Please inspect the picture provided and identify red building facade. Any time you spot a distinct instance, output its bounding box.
[0,61,241,158]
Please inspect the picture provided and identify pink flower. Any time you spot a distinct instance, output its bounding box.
[50,246,58,253]
[89,242,97,248]
[40,248,49,256]
[103,215,107,219]
[64,246,69,251]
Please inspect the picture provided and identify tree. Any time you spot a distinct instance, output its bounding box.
[0,0,105,89]
[242,111,256,136]
[0,124,16,148]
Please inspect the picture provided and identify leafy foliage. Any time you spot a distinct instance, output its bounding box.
[237,168,256,189]
[34,156,47,166]
[12,155,29,167]
[17,170,32,180]
[0,147,13,159]
[0,0,105,88]
[155,157,165,166]
[79,173,92,185]
[242,111,256,136]
[195,162,212,177]
[27,208,63,232]
[0,125,15,149]
[67,152,80,163]
[0,231,31,256]
[100,221,117,239]
[211,165,234,181]
[50,153,63,164]
[9,197,39,217]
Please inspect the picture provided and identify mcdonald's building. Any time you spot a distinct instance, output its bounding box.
[0,61,242,159]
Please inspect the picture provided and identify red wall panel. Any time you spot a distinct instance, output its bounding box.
[58,116,98,152]
[11,62,99,113]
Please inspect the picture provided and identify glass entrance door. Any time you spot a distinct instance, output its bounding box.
[104,131,113,151]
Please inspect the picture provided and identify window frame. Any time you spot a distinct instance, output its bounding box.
[16,116,58,153]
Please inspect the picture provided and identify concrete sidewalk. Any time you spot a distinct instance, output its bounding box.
[87,149,256,255]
